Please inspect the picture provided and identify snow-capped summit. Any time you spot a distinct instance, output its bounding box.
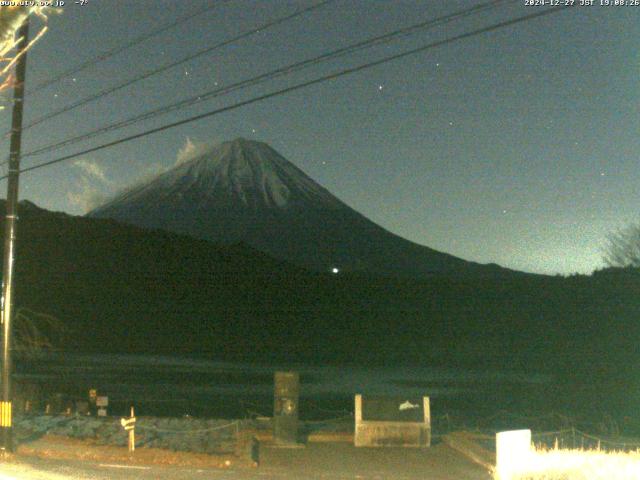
[102,138,343,213]
[89,138,507,277]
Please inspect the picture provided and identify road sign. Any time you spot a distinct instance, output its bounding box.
[362,396,424,422]
[120,417,136,431]
[355,395,431,447]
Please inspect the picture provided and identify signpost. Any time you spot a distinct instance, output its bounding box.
[120,406,136,454]
[354,394,431,447]
[96,395,108,417]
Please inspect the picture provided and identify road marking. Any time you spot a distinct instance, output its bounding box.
[98,464,151,470]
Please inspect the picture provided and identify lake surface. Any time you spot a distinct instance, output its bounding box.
[14,353,555,424]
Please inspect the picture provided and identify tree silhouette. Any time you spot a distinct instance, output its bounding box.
[603,223,640,268]
[14,307,69,357]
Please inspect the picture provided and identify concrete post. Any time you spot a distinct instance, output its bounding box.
[273,371,299,444]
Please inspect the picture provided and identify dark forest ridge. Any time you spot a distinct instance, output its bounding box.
[0,199,637,383]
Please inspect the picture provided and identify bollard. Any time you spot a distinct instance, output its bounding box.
[236,426,260,466]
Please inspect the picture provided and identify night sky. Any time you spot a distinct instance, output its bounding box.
[0,0,637,275]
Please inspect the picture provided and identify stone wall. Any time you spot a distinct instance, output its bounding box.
[14,414,256,455]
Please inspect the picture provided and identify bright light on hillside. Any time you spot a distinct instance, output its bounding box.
[331,267,339,274]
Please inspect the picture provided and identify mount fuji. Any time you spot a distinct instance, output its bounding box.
[88,138,509,278]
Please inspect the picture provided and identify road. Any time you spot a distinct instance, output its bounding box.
[2,457,244,480]
[0,443,492,480]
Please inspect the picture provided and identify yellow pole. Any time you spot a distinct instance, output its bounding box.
[128,406,135,453]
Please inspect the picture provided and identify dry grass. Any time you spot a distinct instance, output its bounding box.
[494,446,640,480]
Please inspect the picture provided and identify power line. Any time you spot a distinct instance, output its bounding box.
[26,1,224,95]
[17,0,334,133]
[22,0,511,159]
[3,5,570,181]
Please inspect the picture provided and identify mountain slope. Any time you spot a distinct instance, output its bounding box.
[2,201,637,370]
[89,138,510,278]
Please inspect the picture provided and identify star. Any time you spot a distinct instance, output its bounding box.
[184,70,190,76]
[448,121,454,126]
[251,128,256,134]
[378,85,383,91]
[436,62,440,67]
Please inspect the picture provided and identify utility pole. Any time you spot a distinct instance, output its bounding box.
[1,18,29,453]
